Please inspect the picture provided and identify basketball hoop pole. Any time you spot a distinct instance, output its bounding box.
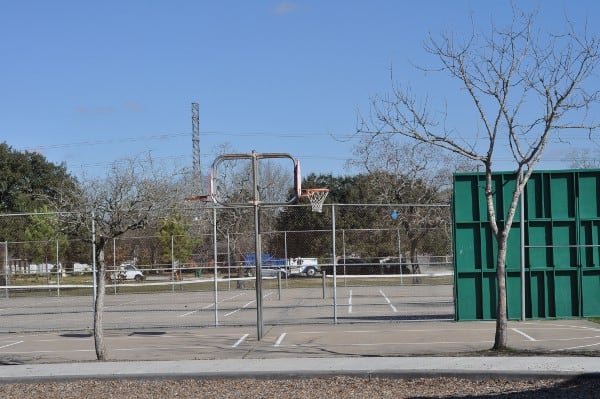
[205,150,301,341]
[251,151,264,341]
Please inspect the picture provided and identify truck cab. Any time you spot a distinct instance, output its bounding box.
[288,257,319,277]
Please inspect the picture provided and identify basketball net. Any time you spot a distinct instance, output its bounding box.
[304,189,329,213]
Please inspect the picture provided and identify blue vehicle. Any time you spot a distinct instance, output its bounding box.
[243,254,287,277]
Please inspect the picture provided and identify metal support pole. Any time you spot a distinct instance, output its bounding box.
[4,241,8,298]
[252,151,264,340]
[284,231,288,288]
[227,232,231,290]
[171,235,175,293]
[56,239,60,297]
[213,204,219,326]
[92,211,97,306]
[277,270,282,300]
[112,238,117,294]
[397,228,403,284]
[520,171,526,321]
[332,204,337,324]
[322,269,326,299]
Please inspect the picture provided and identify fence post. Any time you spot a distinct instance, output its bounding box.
[397,228,403,284]
[322,268,326,299]
[520,173,526,321]
[92,210,97,306]
[4,241,8,299]
[112,238,117,294]
[227,232,231,290]
[332,204,337,324]
[283,231,289,289]
[212,204,219,327]
[56,239,60,297]
[171,235,175,293]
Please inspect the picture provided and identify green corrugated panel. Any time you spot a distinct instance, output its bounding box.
[582,270,600,316]
[453,176,480,222]
[482,272,497,319]
[554,271,579,317]
[550,173,575,219]
[505,223,521,270]
[552,221,577,268]
[506,272,523,319]
[453,169,600,321]
[455,272,482,320]
[454,224,479,271]
[480,224,496,270]
[579,221,600,267]
[528,222,552,268]
[578,172,600,218]
[529,271,547,318]
[526,173,550,219]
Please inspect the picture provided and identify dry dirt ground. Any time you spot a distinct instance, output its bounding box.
[2,376,600,398]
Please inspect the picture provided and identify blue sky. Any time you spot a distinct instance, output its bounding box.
[1,1,599,181]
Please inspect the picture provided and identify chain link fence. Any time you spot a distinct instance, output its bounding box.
[0,203,453,332]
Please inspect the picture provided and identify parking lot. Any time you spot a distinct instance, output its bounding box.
[1,286,600,364]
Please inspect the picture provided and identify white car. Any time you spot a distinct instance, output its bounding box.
[288,257,319,277]
[109,264,145,282]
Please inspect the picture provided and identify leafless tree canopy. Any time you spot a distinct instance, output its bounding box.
[358,7,600,350]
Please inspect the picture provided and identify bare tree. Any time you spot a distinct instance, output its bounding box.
[351,140,465,277]
[358,8,599,349]
[565,147,600,169]
[65,156,172,360]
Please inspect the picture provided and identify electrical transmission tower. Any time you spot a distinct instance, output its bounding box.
[191,102,201,190]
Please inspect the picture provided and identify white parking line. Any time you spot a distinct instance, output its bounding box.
[0,341,24,350]
[552,342,600,351]
[224,299,256,317]
[379,289,397,313]
[180,293,248,316]
[275,333,287,347]
[512,328,536,341]
[232,333,249,348]
[179,310,198,317]
[223,292,274,317]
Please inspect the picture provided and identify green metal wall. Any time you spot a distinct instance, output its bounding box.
[453,169,600,321]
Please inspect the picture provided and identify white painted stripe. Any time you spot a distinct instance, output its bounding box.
[179,310,198,317]
[552,342,600,351]
[224,299,256,317]
[224,308,240,317]
[275,333,287,347]
[202,292,247,310]
[0,341,24,350]
[379,289,397,313]
[512,328,536,341]
[232,334,249,348]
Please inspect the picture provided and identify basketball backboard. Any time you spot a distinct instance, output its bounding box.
[208,151,300,206]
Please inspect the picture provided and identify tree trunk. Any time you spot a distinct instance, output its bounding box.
[493,234,508,350]
[409,243,421,284]
[94,246,108,360]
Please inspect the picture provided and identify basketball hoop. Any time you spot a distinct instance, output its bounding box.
[301,188,329,213]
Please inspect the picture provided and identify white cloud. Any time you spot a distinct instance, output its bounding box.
[273,1,298,15]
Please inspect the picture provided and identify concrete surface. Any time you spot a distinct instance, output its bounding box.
[1,356,600,383]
